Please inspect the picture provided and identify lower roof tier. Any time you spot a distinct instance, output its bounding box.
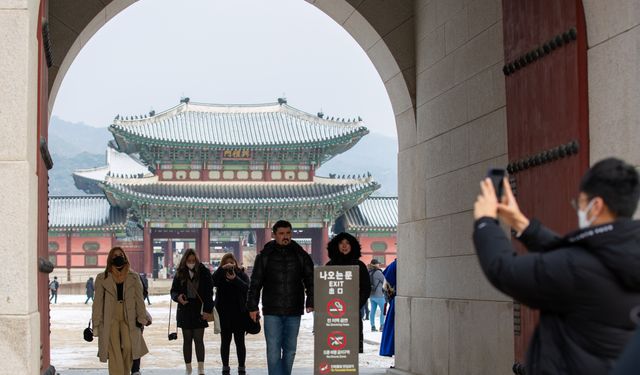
[102,176,380,209]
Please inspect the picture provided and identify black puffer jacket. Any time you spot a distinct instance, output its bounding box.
[325,232,371,309]
[247,240,314,315]
[473,217,640,375]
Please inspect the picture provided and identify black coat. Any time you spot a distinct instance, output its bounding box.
[212,266,250,331]
[325,234,371,309]
[170,263,214,329]
[247,240,314,315]
[473,217,640,375]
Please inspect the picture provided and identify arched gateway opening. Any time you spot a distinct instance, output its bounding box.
[39,0,412,373]
[9,0,640,374]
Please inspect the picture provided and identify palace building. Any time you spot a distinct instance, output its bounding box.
[48,99,397,281]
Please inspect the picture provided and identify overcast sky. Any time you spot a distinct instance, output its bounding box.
[51,0,397,139]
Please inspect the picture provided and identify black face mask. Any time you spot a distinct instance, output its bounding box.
[113,255,127,268]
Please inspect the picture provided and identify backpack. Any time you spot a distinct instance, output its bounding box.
[369,269,382,291]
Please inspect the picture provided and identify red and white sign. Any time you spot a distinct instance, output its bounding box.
[327,298,346,318]
[327,331,347,350]
[318,362,331,374]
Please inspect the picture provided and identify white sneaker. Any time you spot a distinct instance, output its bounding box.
[132,372,141,375]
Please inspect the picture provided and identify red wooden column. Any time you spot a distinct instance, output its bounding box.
[66,232,72,281]
[234,240,244,266]
[200,223,210,263]
[143,222,152,275]
[111,232,117,249]
[256,228,272,253]
[167,238,174,270]
[310,225,330,265]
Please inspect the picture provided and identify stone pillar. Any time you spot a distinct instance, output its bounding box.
[200,224,210,263]
[143,223,152,275]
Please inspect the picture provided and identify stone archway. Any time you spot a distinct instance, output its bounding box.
[2,0,640,374]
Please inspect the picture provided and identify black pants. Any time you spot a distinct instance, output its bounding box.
[182,327,205,363]
[220,327,246,367]
[131,358,140,373]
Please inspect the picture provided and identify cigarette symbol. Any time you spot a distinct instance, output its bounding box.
[330,335,343,346]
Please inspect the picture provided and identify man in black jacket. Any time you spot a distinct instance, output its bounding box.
[473,158,640,375]
[247,220,314,375]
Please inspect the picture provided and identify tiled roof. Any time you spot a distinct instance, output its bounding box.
[102,176,380,208]
[73,147,152,182]
[48,196,127,230]
[110,102,368,147]
[344,196,398,231]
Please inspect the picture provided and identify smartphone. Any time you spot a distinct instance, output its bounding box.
[487,168,506,199]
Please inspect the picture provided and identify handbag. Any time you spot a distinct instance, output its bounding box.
[245,311,261,335]
[83,319,93,342]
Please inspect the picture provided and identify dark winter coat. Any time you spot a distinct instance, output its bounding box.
[247,240,314,315]
[170,263,214,329]
[86,278,94,297]
[473,217,640,375]
[212,266,250,332]
[325,233,371,309]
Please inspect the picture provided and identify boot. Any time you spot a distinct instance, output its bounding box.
[371,326,377,332]
[185,363,193,375]
[238,366,246,375]
[198,362,205,375]
[222,365,231,375]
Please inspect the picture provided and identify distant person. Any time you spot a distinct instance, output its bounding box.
[139,272,152,305]
[379,258,396,357]
[473,157,640,374]
[171,248,214,375]
[326,232,371,353]
[213,253,250,375]
[247,220,314,375]
[49,276,59,304]
[84,276,94,304]
[368,259,386,332]
[92,247,149,375]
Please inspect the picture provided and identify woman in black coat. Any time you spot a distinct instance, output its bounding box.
[212,252,250,375]
[326,232,372,353]
[170,248,214,375]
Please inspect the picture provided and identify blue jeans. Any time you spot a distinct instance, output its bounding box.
[263,315,301,375]
[370,297,386,328]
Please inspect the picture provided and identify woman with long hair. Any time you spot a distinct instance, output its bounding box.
[212,253,250,375]
[326,232,371,353]
[170,249,214,375]
[92,246,149,375]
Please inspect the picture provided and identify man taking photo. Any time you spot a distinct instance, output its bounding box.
[473,157,640,374]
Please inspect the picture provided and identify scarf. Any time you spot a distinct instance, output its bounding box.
[110,264,129,284]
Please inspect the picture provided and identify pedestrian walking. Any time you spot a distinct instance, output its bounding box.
[170,248,214,375]
[212,253,250,375]
[368,259,385,332]
[92,246,149,375]
[85,276,94,304]
[379,258,396,357]
[326,232,371,353]
[49,276,59,304]
[473,157,640,374]
[247,220,314,375]
[139,272,152,305]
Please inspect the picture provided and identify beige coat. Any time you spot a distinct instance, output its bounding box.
[92,270,149,362]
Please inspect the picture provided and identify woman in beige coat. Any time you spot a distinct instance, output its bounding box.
[92,247,149,375]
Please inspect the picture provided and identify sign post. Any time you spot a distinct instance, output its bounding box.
[314,265,359,374]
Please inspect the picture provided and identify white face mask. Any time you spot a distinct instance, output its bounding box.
[187,262,196,270]
[578,199,597,229]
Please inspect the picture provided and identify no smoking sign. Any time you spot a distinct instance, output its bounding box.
[327,298,347,318]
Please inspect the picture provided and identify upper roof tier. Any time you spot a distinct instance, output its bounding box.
[110,100,369,151]
[73,146,153,193]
